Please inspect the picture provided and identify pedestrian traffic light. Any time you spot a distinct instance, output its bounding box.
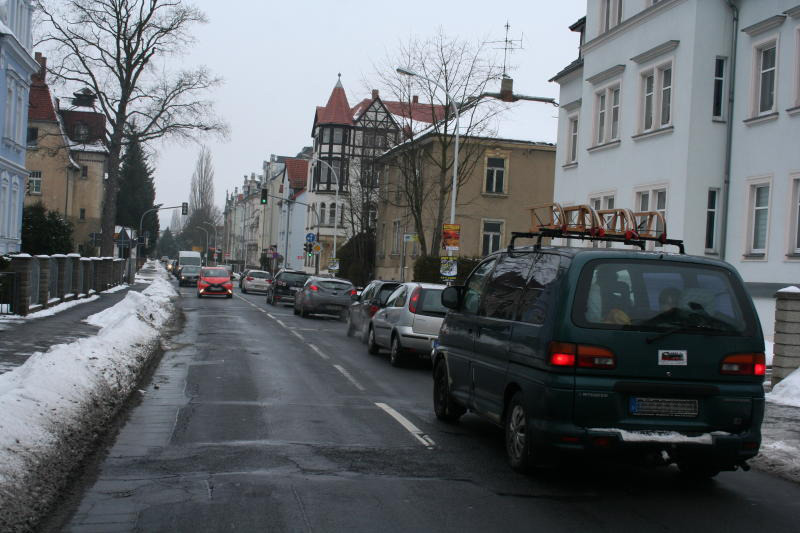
[260,188,268,204]
[181,202,188,215]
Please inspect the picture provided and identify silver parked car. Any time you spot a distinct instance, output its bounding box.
[294,276,356,318]
[241,269,273,293]
[367,282,448,366]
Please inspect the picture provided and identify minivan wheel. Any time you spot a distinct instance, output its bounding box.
[433,361,465,423]
[505,391,533,472]
[367,327,380,355]
[389,335,405,367]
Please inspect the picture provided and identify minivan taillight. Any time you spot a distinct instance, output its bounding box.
[408,287,421,313]
[548,342,616,369]
[721,353,766,376]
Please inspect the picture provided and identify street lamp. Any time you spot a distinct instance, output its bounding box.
[202,221,217,265]
[307,156,341,268]
[195,226,209,265]
[138,203,163,261]
[397,66,460,225]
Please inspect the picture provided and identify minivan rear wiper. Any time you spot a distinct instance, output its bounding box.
[645,324,727,344]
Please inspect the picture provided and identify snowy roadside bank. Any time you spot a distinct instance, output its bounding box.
[752,369,800,483]
[0,262,178,532]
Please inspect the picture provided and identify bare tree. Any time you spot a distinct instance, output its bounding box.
[373,30,505,255]
[183,145,219,249]
[36,0,227,255]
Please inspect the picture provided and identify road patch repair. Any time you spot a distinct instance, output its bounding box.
[0,261,178,532]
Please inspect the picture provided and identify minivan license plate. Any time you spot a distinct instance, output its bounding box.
[629,397,698,418]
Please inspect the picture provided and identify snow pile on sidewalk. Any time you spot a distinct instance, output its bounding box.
[0,261,177,531]
[767,368,800,408]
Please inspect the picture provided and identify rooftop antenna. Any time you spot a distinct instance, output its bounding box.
[487,22,524,78]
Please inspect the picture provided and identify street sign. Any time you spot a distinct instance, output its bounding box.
[328,258,339,272]
[442,224,460,252]
[305,233,316,243]
[403,233,418,243]
[312,243,323,254]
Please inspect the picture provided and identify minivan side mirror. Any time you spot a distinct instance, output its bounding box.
[441,286,462,309]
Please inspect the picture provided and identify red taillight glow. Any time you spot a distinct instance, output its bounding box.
[349,289,357,296]
[721,353,766,376]
[369,304,379,316]
[548,342,616,369]
[309,285,319,291]
[246,276,254,281]
[408,287,421,314]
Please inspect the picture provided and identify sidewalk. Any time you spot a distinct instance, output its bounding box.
[0,279,149,375]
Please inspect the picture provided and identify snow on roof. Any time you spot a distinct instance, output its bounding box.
[69,141,108,154]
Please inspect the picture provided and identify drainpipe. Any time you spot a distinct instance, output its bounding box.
[719,0,739,262]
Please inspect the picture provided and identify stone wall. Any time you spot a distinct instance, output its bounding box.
[772,288,800,386]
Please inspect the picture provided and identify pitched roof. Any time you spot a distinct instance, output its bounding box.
[314,77,353,126]
[284,158,308,190]
[549,57,584,83]
[350,96,445,124]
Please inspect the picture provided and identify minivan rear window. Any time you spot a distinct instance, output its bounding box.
[572,260,756,335]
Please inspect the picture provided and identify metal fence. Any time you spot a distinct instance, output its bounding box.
[30,259,40,306]
[0,272,16,315]
[48,258,58,302]
[64,259,73,295]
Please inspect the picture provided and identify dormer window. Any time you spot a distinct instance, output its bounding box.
[321,127,331,143]
[74,122,89,142]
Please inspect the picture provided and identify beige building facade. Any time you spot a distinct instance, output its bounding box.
[374,137,555,281]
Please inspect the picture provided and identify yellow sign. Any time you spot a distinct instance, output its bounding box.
[442,224,460,251]
[192,246,203,252]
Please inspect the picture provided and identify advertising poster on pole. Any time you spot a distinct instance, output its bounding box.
[442,224,460,252]
[440,256,457,281]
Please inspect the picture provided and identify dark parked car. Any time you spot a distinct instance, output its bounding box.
[433,244,765,478]
[266,269,311,306]
[178,265,201,286]
[346,280,402,342]
[294,276,356,318]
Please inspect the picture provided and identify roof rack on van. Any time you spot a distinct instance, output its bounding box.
[511,202,685,253]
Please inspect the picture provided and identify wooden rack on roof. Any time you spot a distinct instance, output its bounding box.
[511,202,685,253]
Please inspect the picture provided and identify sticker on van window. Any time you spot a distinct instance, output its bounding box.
[658,350,687,366]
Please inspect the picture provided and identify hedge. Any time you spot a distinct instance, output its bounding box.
[412,255,481,284]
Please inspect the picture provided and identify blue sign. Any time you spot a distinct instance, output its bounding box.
[305,233,316,243]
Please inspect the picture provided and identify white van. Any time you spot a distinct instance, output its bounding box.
[177,251,202,275]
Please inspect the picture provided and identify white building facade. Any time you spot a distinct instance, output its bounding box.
[552,0,800,337]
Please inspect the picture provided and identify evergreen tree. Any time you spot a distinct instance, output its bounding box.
[155,227,179,259]
[116,134,159,253]
[21,203,75,255]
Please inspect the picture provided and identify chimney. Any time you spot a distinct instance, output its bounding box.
[412,95,419,104]
[500,77,514,102]
[371,89,379,99]
[34,52,46,82]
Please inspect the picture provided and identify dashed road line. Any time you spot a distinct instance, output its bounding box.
[374,402,436,449]
[290,330,305,341]
[333,364,366,391]
[308,343,330,360]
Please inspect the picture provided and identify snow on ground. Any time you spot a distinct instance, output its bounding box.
[767,368,800,408]
[102,283,129,294]
[0,295,100,322]
[0,261,177,530]
[766,340,774,366]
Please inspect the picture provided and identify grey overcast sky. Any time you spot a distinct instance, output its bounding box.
[149,0,585,221]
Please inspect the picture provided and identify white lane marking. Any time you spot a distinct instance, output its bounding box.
[290,330,305,341]
[235,294,268,314]
[308,343,330,360]
[374,402,436,449]
[333,364,365,391]
[267,313,276,320]
[276,319,287,328]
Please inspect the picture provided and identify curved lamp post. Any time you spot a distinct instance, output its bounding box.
[138,203,163,260]
[201,221,217,265]
[195,226,209,265]
[397,66,460,225]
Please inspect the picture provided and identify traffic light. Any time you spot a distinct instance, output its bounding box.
[304,242,313,257]
[181,202,188,215]
[260,188,268,204]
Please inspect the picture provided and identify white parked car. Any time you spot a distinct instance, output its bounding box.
[367,282,448,367]
[241,270,273,293]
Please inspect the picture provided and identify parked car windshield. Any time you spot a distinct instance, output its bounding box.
[572,260,756,335]
[281,272,309,284]
[202,268,229,278]
[319,280,352,290]
[419,289,447,315]
[249,271,270,279]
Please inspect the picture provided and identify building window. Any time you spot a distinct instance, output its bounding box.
[321,127,330,143]
[28,171,41,195]
[601,0,623,33]
[791,177,800,255]
[26,127,38,147]
[79,208,86,220]
[567,116,579,163]
[329,203,336,225]
[589,194,615,211]
[713,58,726,119]
[756,43,777,115]
[81,165,88,178]
[392,220,401,255]
[594,85,620,145]
[332,128,344,144]
[74,122,89,141]
[705,188,718,251]
[485,157,505,194]
[481,220,504,256]
[640,62,673,132]
[319,203,326,226]
[635,187,667,235]
[748,182,770,254]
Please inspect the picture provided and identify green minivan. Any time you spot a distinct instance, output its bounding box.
[434,245,765,478]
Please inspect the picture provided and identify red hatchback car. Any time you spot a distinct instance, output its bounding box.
[197,267,233,298]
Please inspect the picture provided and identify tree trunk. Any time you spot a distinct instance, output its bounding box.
[100,136,123,257]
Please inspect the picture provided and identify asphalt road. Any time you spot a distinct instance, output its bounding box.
[48,280,800,532]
